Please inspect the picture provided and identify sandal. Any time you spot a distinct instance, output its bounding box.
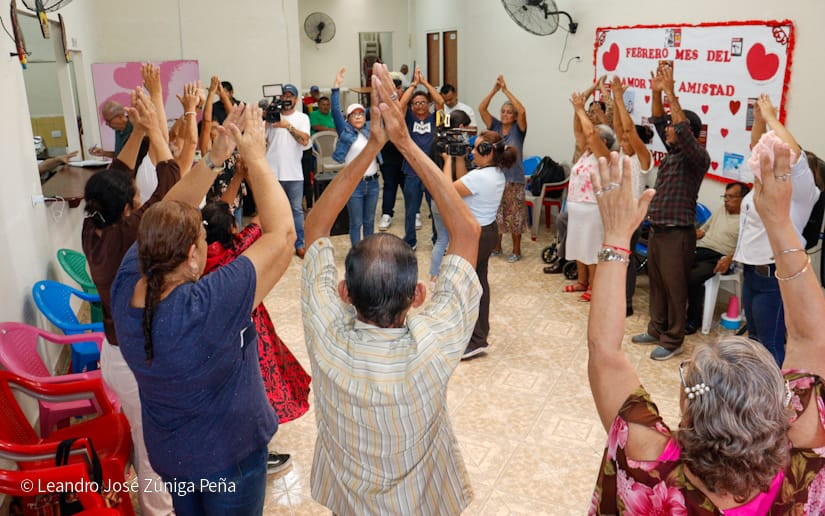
[580,288,592,302]
[563,282,588,293]
[490,249,503,257]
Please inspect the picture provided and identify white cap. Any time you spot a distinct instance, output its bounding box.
[346,103,365,117]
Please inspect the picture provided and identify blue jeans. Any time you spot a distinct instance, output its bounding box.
[347,177,379,246]
[280,180,305,249]
[429,208,449,277]
[742,264,786,366]
[166,445,268,516]
[402,174,424,247]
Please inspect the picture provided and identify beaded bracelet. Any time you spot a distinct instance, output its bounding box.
[184,111,196,117]
[771,248,805,260]
[775,256,811,282]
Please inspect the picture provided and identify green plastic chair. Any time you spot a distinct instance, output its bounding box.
[56,249,102,323]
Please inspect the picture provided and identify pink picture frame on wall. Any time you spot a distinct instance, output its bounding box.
[91,60,199,151]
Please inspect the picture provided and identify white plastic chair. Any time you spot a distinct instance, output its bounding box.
[311,132,345,180]
[701,268,744,334]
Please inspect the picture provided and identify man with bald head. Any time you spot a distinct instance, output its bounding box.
[89,100,133,158]
[301,63,481,514]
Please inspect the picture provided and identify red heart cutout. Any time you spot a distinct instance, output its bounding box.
[729,100,741,115]
[602,43,620,72]
[701,105,709,114]
[644,95,651,104]
[720,128,729,138]
[711,161,719,171]
[746,43,780,82]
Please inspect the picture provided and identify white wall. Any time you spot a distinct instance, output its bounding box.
[411,0,825,212]
[299,0,410,92]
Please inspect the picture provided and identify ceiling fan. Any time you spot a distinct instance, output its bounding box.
[304,12,336,45]
[19,0,74,38]
[501,0,578,36]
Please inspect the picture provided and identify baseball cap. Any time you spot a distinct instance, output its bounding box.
[310,85,320,93]
[283,84,299,96]
[346,103,365,117]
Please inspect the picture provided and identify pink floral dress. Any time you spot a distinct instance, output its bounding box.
[591,372,825,515]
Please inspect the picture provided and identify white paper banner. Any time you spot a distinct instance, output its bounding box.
[594,21,794,183]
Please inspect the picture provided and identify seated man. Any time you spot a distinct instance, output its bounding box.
[302,63,482,515]
[685,181,749,334]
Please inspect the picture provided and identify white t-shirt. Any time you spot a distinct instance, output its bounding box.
[445,101,478,128]
[136,154,157,205]
[619,151,654,200]
[459,166,506,226]
[344,133,379,177]
[734,150,820,265]
[265,110,310,182]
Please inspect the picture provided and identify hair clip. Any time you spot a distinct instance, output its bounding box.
[84,211,106,223]
[784,380,793,408]
[202,220,209,226]
[679,361,712,400]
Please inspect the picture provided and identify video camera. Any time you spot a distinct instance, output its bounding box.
[261,84,292,123]
[434,112,474,157]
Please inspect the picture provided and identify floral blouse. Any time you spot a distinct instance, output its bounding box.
[591,372,825,515]
[568,152,598,204]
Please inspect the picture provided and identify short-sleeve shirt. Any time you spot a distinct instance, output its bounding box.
[301,238,482,515]
[309,110,335,134]
[591,372,825,515]
[568,152,598,204]
[265,110,311,181]
[402,111,437,176]
[490,117,526,184]
[698,209,740,257]
[459,165,506,225]
[111,244,278,479]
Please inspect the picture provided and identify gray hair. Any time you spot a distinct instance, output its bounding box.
[101,100,124,119]
[501,101,519,118]
[595,124,618,151]
[675,337,790,501]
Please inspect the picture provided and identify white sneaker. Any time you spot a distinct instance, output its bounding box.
[378,214,392,231]
[415,213,422,230]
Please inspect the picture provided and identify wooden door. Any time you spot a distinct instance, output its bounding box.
[426,32,440,86]
[443,31,458,89]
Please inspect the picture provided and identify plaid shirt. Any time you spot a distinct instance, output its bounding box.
[301,238,481,515]
[647,118,710,226]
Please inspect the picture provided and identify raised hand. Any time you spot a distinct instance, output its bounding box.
[368,82,388,147]
[413,65,423,85]
[176,81,200,112]
[611,76,625,98]
[570,91,586,111]
[372,64,410,145]
[649,69,665,92]
[590,152,656,244]
[209,76,220,95]
[753,140,793,231]
[497,74,507,91]
[228,104,266,163]
[211,103,244,162]
[757,93,778,122]
[141,63,162,96]
[660,65,675,96]
[334,66,346,88]
[125,88,158,134]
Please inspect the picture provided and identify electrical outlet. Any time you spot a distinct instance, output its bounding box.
[51,130,62,138]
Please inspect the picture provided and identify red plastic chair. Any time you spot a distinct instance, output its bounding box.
[1,460,120,515]
[525,177,570,241]
[0,371,134,515]
[0,322,119,437]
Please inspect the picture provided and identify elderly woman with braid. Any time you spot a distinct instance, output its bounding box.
[111,104,297,515]
[587,144,825,514]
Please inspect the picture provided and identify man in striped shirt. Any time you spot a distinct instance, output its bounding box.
[301,63,482,515]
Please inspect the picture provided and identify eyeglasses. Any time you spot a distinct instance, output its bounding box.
[720,194,742,200]
[348,112,365,119]
[104,113,125,125]
[412,101,428,106]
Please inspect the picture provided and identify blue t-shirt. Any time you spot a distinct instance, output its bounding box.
[402,111,437,176]
[111,244,278,479]
[490,117,526,184]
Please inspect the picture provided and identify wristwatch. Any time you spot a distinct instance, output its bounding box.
[203,152,225,172]
[597,247,630,265]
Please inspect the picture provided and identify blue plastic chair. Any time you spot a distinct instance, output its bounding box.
[522,155,542,178]
[696,202,712,226]
[634,202,715,271]
[32,281,103,373]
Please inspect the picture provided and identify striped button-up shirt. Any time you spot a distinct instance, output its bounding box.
[301,238,481,515]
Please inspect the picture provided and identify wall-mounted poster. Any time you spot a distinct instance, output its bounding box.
[91,60,200,152]
[594,21,794,183]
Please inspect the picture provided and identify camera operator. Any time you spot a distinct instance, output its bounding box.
[429,110,474,284]
[265,83,311,258]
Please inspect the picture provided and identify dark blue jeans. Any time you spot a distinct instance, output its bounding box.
[166,445,268,516]
[347,176,379,246]
[380,159,405,217]
[742,264,786,366]
[402,174,424,247]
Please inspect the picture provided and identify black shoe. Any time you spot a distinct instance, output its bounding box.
[626,306,633,317]
[684,321,699,336]
[267,453,292,475]
[461,343,488,360]
[543,260,565,274]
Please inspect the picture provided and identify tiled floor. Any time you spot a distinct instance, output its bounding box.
[259,201,728,515]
